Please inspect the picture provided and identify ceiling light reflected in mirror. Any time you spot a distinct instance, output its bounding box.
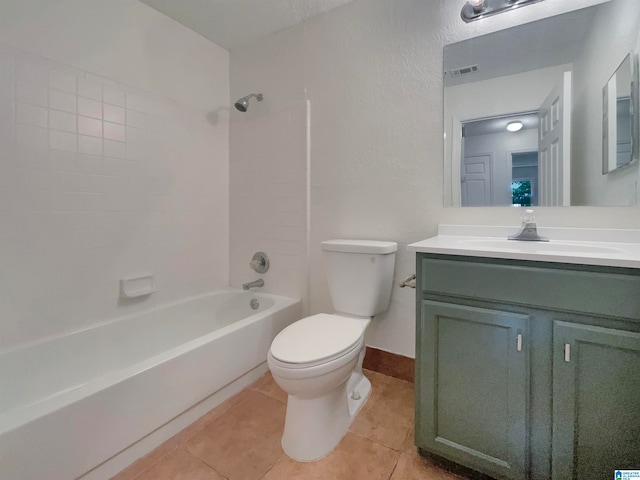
[507,121,524,132]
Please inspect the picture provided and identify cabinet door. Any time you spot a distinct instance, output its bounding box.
[552,321,640,480]
[417,300,529,479]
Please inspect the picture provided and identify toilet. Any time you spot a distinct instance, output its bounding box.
[267,239,397,462]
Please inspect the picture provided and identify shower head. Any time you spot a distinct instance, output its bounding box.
[234,93,263,112]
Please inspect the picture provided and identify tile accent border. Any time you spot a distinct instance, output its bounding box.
[363,346,415,383]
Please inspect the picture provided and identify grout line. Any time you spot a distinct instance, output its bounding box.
[386,452,402,480]
[347,429,407,453]
[185,448,230,480]
[191,455,230,480]
[259,453,285,480]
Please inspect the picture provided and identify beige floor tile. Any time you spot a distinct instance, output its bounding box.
[110,443,181,480]
[363,368,394,385]
[391,450,462,480]
[171,393,246,445]
[110,392,244,480]
[113,371,418,480]
[350,373,414,450]
[402,425,416,452]
[133,447,226,480]
[184,389,285,480]
[248,372,288,404]
[262,432,400,480]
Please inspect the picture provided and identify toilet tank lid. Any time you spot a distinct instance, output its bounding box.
[321,239,397,254]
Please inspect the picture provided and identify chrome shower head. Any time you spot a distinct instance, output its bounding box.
[234,93,263,112]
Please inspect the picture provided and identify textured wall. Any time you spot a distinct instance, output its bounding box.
[0,1,229,349]
[304,0,439,356]
[232,0,640,358]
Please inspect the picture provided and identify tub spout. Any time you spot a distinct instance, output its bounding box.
[242,279,264,290]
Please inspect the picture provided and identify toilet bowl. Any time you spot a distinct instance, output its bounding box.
[267,239,397,462]
[267,314,371,461]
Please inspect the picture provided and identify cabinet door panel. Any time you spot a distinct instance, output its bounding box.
[417,301,529,479]
[553,322,640,480]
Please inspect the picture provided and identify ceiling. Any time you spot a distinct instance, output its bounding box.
[444,3,600,87]
[140,0,357,51]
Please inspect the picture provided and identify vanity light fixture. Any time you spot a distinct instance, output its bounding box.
[461,0,546,23]
[468,0,485,12]
[507,121,524,132]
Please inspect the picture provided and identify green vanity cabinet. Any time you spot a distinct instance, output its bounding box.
[418,301,530,480]
[552,322,640,480]
[415,253,640,480]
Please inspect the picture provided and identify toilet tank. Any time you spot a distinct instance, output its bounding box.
[321,239,397,317]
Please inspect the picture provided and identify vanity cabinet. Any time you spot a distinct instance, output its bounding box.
[418,301,530,479]
[551,322,640,480]
[415,254,640,480]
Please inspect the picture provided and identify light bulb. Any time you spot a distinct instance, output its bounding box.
[469,0,485,7]
[507,121,524,132]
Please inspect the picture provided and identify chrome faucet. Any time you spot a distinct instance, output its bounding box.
[508,209,549,242]
[242,279,264,290]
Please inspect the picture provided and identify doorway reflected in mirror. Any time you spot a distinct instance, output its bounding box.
[460,113,539,207]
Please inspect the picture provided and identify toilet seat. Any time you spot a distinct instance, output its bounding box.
[270,314,365,368]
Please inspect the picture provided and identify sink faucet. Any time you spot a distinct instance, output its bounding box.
[508,209,549,242]
[242,278,264,290]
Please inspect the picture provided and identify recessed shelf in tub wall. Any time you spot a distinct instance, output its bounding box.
[120,274,156,298]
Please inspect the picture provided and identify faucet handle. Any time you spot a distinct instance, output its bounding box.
[249,252,269,273]
[249,259,263,268]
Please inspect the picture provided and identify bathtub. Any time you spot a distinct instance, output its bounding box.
[0,290,300,480]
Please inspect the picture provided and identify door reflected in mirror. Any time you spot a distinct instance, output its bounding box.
[444,0,640,207]
[461,113,540,207]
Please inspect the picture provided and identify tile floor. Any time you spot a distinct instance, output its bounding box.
[111,369,462,480]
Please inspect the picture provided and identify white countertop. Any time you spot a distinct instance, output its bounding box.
[408,225,640,269]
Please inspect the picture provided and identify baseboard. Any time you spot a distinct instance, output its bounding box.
[79,363,269,480]
[363,346,414,383]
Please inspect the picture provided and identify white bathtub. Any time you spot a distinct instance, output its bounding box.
[0,290,300,480]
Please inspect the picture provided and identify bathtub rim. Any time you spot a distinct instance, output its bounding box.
[0,289,300,436]
[0,288,294,356]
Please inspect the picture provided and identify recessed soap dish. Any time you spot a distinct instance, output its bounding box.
[120,274,156,298]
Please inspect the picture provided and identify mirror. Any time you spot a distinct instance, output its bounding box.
[444,0,640,207]
[603,53,638,173]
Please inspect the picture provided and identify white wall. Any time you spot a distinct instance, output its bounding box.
[2,0,632,357]
[571,0,640,206]
[231,0,640,358]
[0,0,230,349]
[229,27,309,303]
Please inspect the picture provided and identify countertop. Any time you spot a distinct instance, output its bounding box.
[408,225,640,269]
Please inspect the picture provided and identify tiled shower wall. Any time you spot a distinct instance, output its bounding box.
[0,44,228,349]
[229,105,308,301]
[229,26,309,305]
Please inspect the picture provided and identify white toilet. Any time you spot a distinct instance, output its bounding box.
[267,239,397,462]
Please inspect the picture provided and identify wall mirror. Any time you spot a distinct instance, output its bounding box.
[603,53,638,174]
[444,0,640,207]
